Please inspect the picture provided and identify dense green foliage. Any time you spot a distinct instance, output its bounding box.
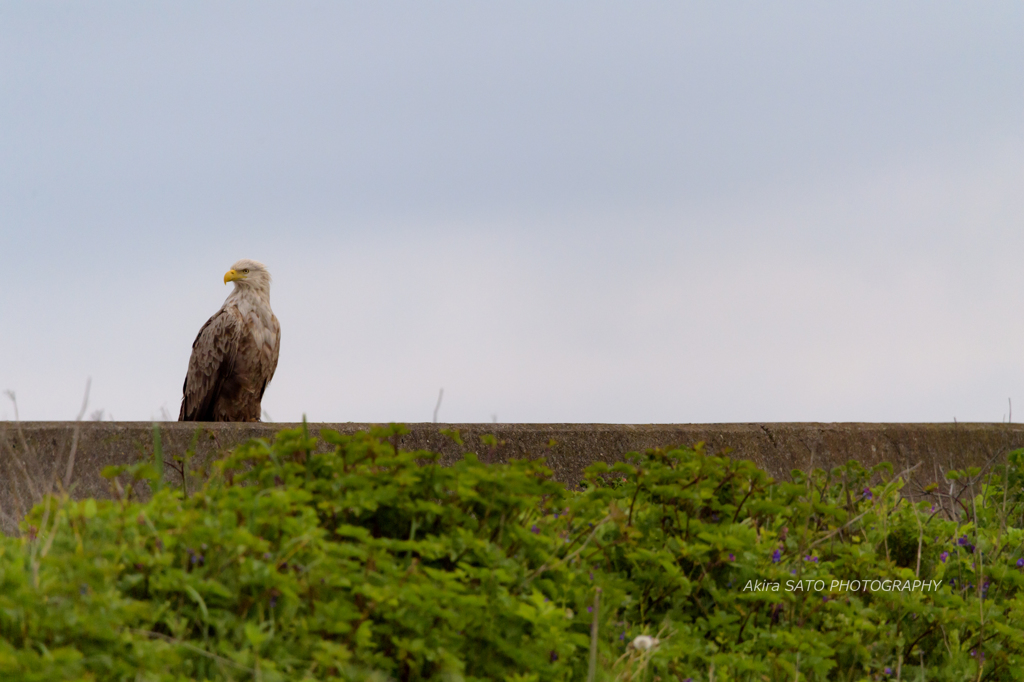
[3,425,1024,680]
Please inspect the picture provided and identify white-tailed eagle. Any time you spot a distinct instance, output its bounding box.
[178,259,280,422]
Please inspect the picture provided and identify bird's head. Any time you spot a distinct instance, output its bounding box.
[224,259,272,292]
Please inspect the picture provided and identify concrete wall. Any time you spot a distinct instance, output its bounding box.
[3,421,1024,532]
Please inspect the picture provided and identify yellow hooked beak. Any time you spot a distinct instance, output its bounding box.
[224,269,245,284]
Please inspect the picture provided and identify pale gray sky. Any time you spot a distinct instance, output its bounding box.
[2,2,1022,423]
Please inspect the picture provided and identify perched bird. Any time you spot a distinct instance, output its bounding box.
[179,259,280,422]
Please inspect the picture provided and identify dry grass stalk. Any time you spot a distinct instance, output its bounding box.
[1,380,90,536]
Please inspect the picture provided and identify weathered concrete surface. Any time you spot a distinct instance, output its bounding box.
[3,421,1024,531]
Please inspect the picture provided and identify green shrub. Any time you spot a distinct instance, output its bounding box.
[2,425,1024,680]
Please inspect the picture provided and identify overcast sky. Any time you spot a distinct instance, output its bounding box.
[2,2,1022,424]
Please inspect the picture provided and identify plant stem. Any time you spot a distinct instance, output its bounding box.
[588,588,601,682]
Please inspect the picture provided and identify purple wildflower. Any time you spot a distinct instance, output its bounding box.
[772,549,781,563]
[531,525,540,534]
[728,553,735,561]
[940,551,949,563]
[884,667,892,675]
[1017,558,1024,568]
[862,488,873,500]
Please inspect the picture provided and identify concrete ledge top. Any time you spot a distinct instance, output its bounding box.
[3,421,1024,533]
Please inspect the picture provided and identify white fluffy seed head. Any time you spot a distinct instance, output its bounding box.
[630,635,659,651]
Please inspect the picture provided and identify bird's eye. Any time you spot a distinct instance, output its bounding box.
[243,269,249,273]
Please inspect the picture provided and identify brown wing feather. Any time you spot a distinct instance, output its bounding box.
[178,308,243,421]
[258,313,281,402]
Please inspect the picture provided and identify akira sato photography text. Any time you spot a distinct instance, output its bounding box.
[743,578,943,593]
